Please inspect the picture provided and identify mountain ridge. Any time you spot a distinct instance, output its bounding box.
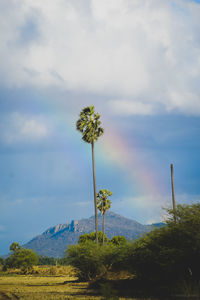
[24,211,164,258]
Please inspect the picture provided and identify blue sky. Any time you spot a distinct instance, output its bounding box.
[0,0,200,255]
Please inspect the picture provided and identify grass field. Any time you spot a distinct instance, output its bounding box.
[0,266,100,300]
[0,266,139,300]
[1,268,199,300]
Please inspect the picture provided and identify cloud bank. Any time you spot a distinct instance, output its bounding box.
[0,0,200,116]
[0,112,49,145]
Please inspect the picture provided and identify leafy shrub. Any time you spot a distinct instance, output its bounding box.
[38,256,57,266]
[5,243,39,273]
[122,203,200,293]
[66,203,200,295]
[66,242,104,280]
[78,231,109,244]
[66,242,117,281]
[109,235,127,246]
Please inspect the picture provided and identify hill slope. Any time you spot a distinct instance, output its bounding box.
[24,212,163,257]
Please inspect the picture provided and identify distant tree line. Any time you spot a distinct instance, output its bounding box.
[0,232,128,273]
[0,243,62,273]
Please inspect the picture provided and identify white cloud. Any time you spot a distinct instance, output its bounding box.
[108,100,155,115]
[0,0,200,114]
[2,112,49,145]
[167,91,200,115]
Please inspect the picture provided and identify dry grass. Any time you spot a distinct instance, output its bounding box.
[0,266,101,299]
[0,266,149,299]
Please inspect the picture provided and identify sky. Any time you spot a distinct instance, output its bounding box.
[0,0,200,255]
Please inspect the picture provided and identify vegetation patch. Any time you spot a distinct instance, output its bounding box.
[65,204,200,298]
[0,266,101,299]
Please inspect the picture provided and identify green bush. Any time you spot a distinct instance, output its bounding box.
[38,255,57,265]
[109,235,127,246]
[66,242,117,281]
[78,231,109,244]
[66,242,104,280]
[5,243,39,273]
[122,203,200,293]
[66,203,200,295]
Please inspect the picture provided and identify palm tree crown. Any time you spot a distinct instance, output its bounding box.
[97,189,112,245]
[76,106,104,144]
[97,189,112,215]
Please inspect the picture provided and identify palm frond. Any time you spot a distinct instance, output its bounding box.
[76,106,104,144]
[97,189,112,215]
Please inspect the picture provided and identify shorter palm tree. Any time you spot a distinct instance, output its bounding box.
[97,189,112,245]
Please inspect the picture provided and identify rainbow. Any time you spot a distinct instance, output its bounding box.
[98,121,160,196]
[36,99,162,198]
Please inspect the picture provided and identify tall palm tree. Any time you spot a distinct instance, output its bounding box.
[97,189,112,245]
[76,106,104,244]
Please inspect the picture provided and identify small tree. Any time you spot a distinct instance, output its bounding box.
[6,243,38,273]
[10,242,21,252]
[66,243,105,281]
[78,231,109,244]
[97,189,112,245]
[76,106,104,244]
[66,242,117,281]
[110,235,127,246]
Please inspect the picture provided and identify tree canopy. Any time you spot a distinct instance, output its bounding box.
[5,243,38,273]
[65,203,200,296]
[97,189,112,216]
[76,105,104,144]
[78,231,109,244]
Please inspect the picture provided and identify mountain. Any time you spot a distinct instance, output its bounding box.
[24,212,164,258]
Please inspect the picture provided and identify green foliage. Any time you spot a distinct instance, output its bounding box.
[109,235,127,246]
[78,231,109,244]
[76,105,104,144]
[122,203,200,292]
[5,243,39,273]
[66,242,104,281]
[66,203,200,295]
[71,234,130,280]
[38,256,57,266]
[66,242,117,281]
[97,189,112,244]
[58,256,69,266]
[10,242,21,252]
[0,257,4,265]
[76,106,104,244]
[96,189,112,215]
[166,203,200,226]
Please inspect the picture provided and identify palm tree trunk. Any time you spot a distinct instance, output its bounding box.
[103,213,105,245]
[92,141,98,244]
[170,163,176,222]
